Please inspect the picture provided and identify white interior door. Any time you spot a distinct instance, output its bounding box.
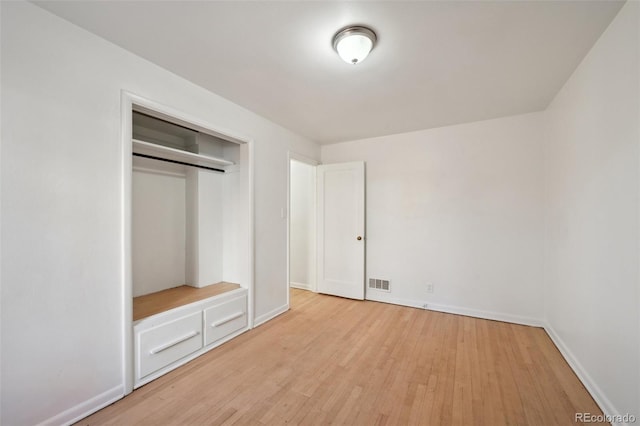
[317,161,365,300]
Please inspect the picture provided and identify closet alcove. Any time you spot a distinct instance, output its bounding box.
[129,106,252,388]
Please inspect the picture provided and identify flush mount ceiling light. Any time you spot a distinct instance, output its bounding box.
[332,26,377,65]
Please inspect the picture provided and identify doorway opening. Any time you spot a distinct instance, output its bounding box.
[287,155,366,307]
[287,154,318,308]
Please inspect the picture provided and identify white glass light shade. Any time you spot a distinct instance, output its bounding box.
[333,26,377,65]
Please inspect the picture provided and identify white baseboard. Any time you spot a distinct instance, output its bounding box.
[425,302,543,327]
[37,384,123,426]
[365,293,543,327]
[543,323,632,426]
[253,303,289,328]
[366,293,426,309]
[290,281,311,291]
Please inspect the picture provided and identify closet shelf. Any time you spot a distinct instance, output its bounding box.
[132,139,235,168]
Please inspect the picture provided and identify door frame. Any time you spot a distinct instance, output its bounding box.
[121,91,255,395]
[286,152,319,308]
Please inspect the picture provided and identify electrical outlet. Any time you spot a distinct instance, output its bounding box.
[426,283,434,293]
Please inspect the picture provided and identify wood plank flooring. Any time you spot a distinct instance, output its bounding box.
[83,289,605,425]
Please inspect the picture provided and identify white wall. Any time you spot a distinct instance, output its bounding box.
[132,169,186,297]
[0,2,319,424]
[322,112,545,324]
[289,160,314,288]
[544,1,639,420]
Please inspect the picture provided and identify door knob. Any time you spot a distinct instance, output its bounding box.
[357,236,362,240]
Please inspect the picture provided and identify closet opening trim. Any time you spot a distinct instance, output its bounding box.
[133,153,226,173]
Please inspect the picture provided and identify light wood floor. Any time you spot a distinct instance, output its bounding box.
[81,289,605,425]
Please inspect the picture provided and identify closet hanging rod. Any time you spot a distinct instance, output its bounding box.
[133,153,225,173]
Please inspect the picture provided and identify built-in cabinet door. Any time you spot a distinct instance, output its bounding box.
[316,161,365,300]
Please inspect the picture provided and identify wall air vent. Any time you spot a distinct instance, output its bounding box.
[368,278,390,292]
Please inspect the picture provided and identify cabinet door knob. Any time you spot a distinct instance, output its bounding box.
[357,236,362,241]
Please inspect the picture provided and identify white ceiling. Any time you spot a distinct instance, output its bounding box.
[34,1,624,144]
